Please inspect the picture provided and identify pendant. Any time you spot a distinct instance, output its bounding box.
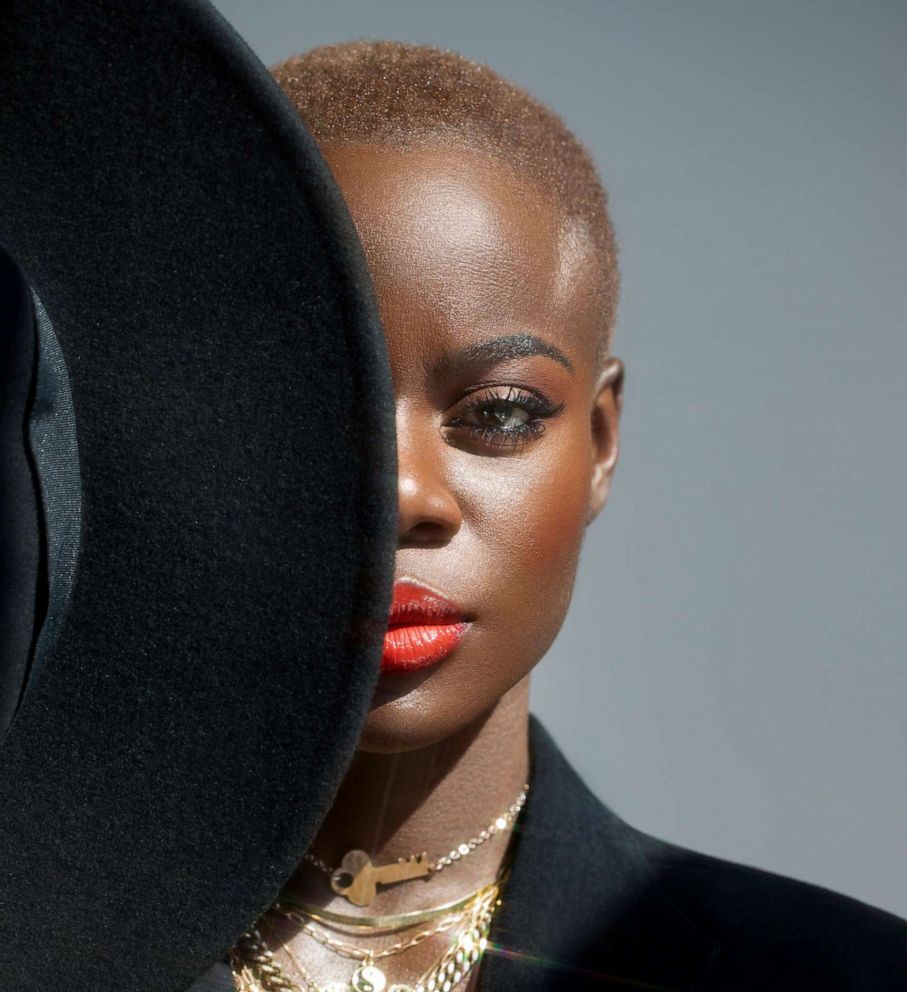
[350,963,387,992]
[332,849,431,906]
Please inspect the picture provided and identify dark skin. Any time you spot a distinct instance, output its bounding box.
[265,142,624,990]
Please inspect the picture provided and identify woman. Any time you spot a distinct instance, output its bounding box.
[201,42,906,992]
[2,9,904,987]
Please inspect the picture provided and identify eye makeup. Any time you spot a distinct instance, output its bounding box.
[444,384,565,452]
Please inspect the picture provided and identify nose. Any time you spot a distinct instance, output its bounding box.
[396,407,462,545]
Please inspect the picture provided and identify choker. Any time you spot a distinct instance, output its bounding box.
[299,782,528,906]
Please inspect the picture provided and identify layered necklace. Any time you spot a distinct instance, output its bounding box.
[229,783,528,992]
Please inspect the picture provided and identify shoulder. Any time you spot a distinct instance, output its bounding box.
[630,827,907,990]
[502,716,907,991]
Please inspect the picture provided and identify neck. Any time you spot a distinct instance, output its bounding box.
[281,675,531,916]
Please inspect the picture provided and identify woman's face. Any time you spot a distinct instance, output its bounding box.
[324,142,623,753]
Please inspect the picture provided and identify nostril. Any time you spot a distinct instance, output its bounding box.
[398,519,458,548]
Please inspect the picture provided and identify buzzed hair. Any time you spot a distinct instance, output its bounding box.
[270,41,619,366]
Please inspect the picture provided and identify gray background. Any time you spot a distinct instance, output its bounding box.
[212,0,907,919]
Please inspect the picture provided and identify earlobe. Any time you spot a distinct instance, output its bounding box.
[586,357,624,526]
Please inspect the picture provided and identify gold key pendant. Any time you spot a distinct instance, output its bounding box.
[331,849,431,906]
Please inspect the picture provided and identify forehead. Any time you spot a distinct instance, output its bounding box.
[322,141,599,371]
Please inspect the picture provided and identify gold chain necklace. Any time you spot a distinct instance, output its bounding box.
[302,784,528,906]
[276,879,494,931]
[230,876,503,992]
[271,904,472,959]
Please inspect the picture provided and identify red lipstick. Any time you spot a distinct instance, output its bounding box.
[381,579,471,674]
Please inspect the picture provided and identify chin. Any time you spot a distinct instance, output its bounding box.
[354,669,504,754]
[356,692,480,754]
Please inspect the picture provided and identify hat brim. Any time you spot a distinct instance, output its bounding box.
[0,2,396,989]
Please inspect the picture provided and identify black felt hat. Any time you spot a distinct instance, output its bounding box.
[0,2,397,989]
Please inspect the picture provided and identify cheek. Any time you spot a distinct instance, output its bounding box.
[454,426,592,634]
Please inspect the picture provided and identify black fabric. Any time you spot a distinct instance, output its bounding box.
[487,716,907,991]
[188,715,907,992]
[0,2,396,990]
[0,249,41,736]
[481,716,718,991]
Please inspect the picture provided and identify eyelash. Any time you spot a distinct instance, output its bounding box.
[444,385,565,451]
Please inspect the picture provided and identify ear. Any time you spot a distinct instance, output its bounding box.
[586,356,624,526]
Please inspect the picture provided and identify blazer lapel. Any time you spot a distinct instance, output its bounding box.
[478,715,719,991]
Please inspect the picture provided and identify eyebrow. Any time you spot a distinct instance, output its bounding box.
[435,333,574,378]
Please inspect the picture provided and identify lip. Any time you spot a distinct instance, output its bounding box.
[381,578,472,674]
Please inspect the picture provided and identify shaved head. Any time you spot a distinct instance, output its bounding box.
[270,41,620,366]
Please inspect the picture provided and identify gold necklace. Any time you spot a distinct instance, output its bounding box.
[230,876,503,992]
[268,903,470,961]
[301,784,528,906]
[275,877,495,931]
[232,882,501,992]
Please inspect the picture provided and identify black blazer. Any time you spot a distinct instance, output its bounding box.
[190,715,907,991]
